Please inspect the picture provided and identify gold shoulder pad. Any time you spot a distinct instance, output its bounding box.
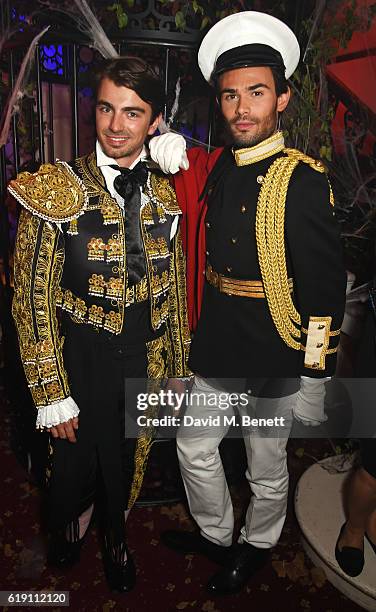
[8,161,88,222]
[283,148,327,174]
[149,173,182,215]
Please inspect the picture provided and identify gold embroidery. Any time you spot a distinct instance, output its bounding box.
[126,276,149,305]
[87,237,106,261]
[76,152,122,226]
[127,330,169,507]
[151,270,170,297]
[88,273,106,297]
[104,310,122,333]
[58,281,148,330]
[101,198,120,225]
[12,210,69,408]
[165,230,191,377]
[144,234,169,259]
[106,276,123,300]
[146,334,167,379]
[75,154,126,333]
[88,304,105,327]
[67,218,78,235]
[8,161,87,222]
[107,237,123,262]
[147,174,181,215]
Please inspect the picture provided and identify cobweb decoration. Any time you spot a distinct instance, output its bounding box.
[0,26,50,148]
[38,0,119,59]
[71,0,119,59]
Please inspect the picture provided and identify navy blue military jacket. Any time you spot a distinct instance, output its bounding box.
[188,147,346,394]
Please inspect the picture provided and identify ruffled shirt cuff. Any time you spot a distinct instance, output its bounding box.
[36,396,80,429]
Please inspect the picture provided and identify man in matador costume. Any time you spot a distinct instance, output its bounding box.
[9,56,190,593]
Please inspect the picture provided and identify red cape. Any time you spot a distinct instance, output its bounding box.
[173,146,223,332]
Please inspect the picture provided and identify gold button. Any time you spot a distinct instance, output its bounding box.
[206,221,211,228]
[226,266,232,273]
[206,250,210,256]
[231,237,237,244]
[240,205,246,213]
[257,175,264,184]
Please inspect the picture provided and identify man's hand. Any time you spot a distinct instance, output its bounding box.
[292,377,329,427]
[149,133,189,174]
[48,417,79,443]
[163,378,192,414]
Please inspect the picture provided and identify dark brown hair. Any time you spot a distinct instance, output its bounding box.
[94,56,164,121]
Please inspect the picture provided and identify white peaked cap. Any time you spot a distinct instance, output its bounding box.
[198,11,300,82]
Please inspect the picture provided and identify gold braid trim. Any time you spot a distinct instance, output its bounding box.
[255,149,327,350]
[127,374,163,508]
[166,229,191,377]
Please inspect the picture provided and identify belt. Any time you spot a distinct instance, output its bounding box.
[205,264,293,298]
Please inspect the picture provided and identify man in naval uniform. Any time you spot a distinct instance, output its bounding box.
[9,56,191,592]
[150,12,347,595]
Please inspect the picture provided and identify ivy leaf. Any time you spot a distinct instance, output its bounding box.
[107,3,128,28]
[175,11,186,31]
[192,0,203,14]
[200,15,210,30]
[118,10,128,28]
[125,0,134,7]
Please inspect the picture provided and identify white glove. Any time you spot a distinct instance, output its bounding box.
[149,133,189,174]
[293,376,330,427]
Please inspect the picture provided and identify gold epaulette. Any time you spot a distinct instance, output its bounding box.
[283,148,327,173]
[284,148,334,206]
[149,174,182,215]
[8,161,88,223]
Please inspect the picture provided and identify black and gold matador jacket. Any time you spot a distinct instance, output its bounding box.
[9,152,191,409]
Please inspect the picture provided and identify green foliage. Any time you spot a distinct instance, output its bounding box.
[107,2,128,29]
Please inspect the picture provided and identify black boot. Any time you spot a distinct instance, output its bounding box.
[206,542,269,595]
[161,530,232,565]
[103,541,136,593]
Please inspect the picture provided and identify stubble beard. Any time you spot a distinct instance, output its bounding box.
[228,108,278,150]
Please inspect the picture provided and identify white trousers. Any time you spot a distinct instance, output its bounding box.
[177,376,296,549]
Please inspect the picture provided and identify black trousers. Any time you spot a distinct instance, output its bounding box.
[48,319,150,543]
[360,439,376,479]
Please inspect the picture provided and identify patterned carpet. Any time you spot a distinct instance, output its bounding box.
[0,385,363,612]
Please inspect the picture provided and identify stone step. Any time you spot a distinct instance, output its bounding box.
[295,456,376,611]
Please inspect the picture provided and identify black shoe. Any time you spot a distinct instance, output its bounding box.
[335,523,364,577]
[103,546,136,593]
[47,534,82,569]
[365,532,376,555]
[206,542,269,595]
[161,530,231,565]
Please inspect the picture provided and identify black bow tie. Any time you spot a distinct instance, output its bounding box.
[110,161,149,287]
[111,161,148,202]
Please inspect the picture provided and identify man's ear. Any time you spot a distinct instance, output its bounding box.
[148,112,162,136]
[277,87,291,113]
